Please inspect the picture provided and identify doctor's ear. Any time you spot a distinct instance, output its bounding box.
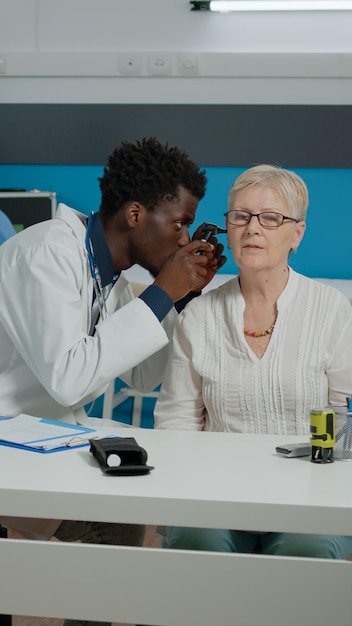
[126,202,145,227]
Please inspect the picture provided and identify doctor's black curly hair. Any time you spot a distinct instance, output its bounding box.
[98,137,207,220]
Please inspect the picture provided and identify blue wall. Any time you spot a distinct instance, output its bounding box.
[0,164,351,279]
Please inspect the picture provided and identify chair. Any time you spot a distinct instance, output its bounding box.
[102,280,160,427]
[0,525,12,625]
[0,210,16,246]
[0,215,15,625]
[102,382,159,426]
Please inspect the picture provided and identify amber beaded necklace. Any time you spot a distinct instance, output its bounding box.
[243,322,275,338]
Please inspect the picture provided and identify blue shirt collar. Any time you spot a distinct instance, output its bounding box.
[89,212,119,287]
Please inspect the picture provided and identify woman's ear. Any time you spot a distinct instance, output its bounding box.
[292,220,306,250]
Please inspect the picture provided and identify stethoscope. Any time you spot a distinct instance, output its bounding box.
[85,211,109,321]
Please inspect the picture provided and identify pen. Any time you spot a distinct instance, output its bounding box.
[66,435,104,448]
[37,436,96,451]
[66,438,92,448]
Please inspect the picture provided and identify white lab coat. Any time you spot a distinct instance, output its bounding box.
[0,203,177,539]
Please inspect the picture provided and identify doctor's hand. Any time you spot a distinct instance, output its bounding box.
[153,239,217,302]
[191,224,227,291]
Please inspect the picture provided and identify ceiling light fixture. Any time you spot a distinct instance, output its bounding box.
[190,0,352,11]
[190,0,211,8]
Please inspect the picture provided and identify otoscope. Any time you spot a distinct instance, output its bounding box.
[196,222,227,254]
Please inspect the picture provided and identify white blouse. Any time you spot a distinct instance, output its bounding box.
[154,269,352,437]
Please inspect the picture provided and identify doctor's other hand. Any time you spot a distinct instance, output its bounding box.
[153,239,218,302]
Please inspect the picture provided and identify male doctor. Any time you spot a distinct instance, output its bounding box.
[0,137,225,626]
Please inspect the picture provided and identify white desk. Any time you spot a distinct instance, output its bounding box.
[0,429,352,625]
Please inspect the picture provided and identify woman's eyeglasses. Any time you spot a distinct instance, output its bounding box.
[224,210,300,230]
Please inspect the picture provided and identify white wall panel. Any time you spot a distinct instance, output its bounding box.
[1,0,352,103]
[1,76,352,104]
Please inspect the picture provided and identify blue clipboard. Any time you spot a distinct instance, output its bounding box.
[0,414,97,453]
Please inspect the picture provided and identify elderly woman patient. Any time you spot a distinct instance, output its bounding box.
[154,164,352,559]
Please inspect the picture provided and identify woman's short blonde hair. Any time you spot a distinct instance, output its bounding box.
[228,164,309,222]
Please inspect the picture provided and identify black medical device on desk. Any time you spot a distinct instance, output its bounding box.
[90,437,154,475]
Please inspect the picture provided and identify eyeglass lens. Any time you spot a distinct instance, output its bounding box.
[226,211,285,228]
